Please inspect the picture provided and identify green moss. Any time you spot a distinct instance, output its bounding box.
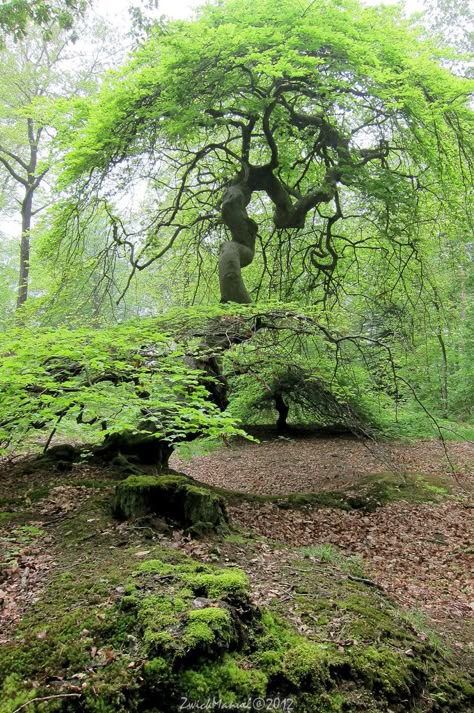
[350,645,423,700]
[0,548,256,712]
[1,487,472,713]
[281,642,332,688]
[181,608,233,654]
[119,474,167,489]
[0,511,16,524]
[1,550,473,713]
[299,544,365,576]
[186,570,249,599]
[178,656,268,703]
[0,675,37,713]
[357,473,451,507]
[222,472,454,514]
[26,484,51,502]
[112,474,228,534]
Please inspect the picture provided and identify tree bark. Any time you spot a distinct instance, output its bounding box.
[15,118,40,310]
[219,181,257,303]
[16,188,33,308]
[275,393,290,432]
[438,332,448,419]
[215,105,388,306]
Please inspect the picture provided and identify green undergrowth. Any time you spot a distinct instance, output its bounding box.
[0,525,44,571]
[1,536,472,713]
[377,415,474,443]
[298,544,366,576]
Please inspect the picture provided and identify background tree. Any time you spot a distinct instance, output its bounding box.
[0,0,88,44]
[0,18,124,313]
[0,32,67,308]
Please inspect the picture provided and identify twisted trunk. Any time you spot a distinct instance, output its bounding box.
[219,181,257,303]
[218,163,338,305]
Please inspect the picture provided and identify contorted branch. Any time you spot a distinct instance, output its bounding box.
[218,105,383,304]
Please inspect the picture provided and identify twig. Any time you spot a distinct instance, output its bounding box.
[13,693,81,713]
[301,0,317,17]
[347,574,385,590]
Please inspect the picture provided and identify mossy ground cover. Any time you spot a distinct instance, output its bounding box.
[0,459,472,712]
[218,471,456,514]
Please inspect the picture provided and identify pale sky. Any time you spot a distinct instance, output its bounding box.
[96,0,201,23]
[95,0,425,25]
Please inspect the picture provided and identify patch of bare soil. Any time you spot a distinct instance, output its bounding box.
[0,456,116,643]
[171,435,474,495]
[0,484,96,642]
[0,533,53,643]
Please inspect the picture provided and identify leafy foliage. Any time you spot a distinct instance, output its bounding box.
[0,315,245,453]
[0,0,88,43]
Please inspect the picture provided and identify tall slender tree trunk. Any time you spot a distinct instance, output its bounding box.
[432,296,448,418]
[15,118,40,311]
[437,332,448,419]
[17,188,33,309]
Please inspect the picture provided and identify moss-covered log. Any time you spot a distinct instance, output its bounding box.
[112,474,229,535]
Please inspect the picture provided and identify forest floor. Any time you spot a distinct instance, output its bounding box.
[0,433,473,710]
[171,433,474,653]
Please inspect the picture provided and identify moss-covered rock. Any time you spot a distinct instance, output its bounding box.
[244,472,454,513]
[112,474,229,535]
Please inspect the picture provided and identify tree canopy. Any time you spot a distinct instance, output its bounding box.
[58,0,473,307]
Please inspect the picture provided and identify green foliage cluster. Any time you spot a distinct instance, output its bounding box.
[1,300,465,454]
[226,338,389,433]
[0,315,245,453]
[0,0,88,42]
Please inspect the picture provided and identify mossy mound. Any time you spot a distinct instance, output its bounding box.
[254,473,454,513]
[1,544,472,713]
[112,474,229,535]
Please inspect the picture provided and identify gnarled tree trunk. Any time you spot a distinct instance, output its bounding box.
[219,181,257,303]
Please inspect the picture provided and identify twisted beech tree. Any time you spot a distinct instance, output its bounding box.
[57,0,472,309]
